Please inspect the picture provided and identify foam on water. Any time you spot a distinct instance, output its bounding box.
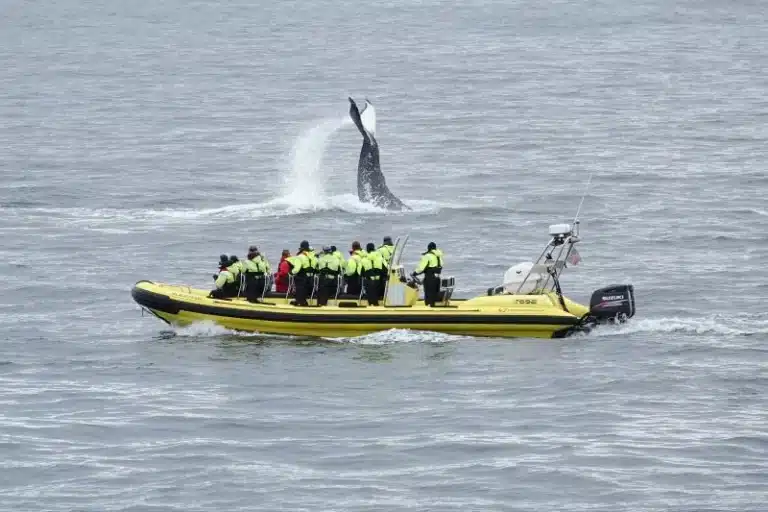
[169,321,266,338]
[0,196,457,231]
[170,324,459,344]
[589,315,768,338]
[166,317,768,343]
[327,328,461,345]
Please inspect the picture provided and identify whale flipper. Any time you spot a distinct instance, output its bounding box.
[348,97,409,211]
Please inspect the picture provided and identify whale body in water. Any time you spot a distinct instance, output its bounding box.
[348,97,409,211]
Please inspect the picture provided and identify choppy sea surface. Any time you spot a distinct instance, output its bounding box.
[1,0,767,510]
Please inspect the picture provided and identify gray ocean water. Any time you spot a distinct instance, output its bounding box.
[2,0,767,510]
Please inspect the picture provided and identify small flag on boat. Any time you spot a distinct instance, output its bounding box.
[567,248,582,266]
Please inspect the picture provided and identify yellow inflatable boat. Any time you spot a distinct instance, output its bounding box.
[131,225,636,339]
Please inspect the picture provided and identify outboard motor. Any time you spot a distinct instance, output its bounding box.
[588,284,636,323]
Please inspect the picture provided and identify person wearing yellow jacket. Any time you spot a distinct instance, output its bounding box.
[228,255,246,296]
[345,241,365,296]
[363,242,384,306]
[306,246,318,276]
[244,245,270,303]
[209,254,237,299]
[331,245,345,268]
[378,236,394,266]
[377,236,395,299]
[228,255,243,276]
[411,242,443,306]
[316,246,341,306]
[289,241,312,306]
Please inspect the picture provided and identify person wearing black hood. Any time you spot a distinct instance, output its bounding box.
[378,236,394,265]
[209,254,237,299]
[363,242,384,306]
[291,240,312,306]
[412,242,443,306]
[244,245,270,302]
[345,241,365,296]
[316,246,341,306]
[377,236,395,299]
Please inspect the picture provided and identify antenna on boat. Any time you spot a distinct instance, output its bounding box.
[571,172,594,235]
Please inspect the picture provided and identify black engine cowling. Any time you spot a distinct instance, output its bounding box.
[588,284,635,322]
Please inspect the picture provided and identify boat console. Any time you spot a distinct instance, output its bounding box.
[380,235,457,307]
[384,265,420,306]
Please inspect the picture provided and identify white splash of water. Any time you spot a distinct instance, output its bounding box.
[171,321,264,338]
[276,116,352,209]
[327,328,460,345]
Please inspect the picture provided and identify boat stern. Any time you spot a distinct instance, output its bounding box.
[561,284,636,336]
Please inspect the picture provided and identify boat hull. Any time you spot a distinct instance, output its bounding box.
[131,281,587,339]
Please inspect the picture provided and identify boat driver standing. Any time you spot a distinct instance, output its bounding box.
[411,242,443,307]
[377,236,394,299]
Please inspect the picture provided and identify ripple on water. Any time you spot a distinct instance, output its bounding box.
[3,0,768,509]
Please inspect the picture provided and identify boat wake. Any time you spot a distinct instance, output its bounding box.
[327,328,461,345]
[584,314,768,338]
[152,314,768,344]
[163,323,458,345]
[166,321,266,339]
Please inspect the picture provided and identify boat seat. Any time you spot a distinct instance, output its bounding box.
[487,285,505,296]
[438,275,456,305]
[338,301,365,308]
